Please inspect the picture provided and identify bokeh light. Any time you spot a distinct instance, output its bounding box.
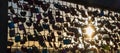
[83,24,96,40]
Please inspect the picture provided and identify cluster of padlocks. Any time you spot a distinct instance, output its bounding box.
[8,0,120,53]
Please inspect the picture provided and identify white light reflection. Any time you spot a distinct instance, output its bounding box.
[78,43,84,49]
[78,28,82,35]
[85,26,95,37]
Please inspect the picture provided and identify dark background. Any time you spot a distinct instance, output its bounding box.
[0,0,7,53]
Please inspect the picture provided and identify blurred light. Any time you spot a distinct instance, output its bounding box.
[84,24,96,40]
[85,26,94,37]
